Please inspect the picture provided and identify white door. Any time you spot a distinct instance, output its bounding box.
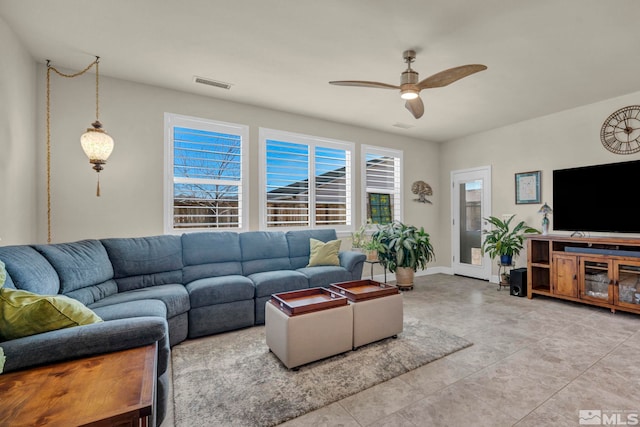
[451,166,492,280]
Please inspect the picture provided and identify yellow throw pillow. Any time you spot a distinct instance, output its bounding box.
[307,238,341,267]
[0,286,103,341]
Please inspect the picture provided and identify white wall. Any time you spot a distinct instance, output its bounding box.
[0,16,37,246]
[439,91,640,271]
[35,64,440,246]
[19,38,640,278]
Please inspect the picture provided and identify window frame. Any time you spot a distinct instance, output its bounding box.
[164,112,249,234]
[360,145,403,228]
[259,127,355,232]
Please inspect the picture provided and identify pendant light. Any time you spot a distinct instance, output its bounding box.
[80,57,114,196]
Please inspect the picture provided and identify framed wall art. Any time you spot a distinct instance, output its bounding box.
[515,171,541,204]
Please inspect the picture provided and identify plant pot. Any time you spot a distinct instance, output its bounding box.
[365,250,378,261]
[500,255,513,266]
[395,267,415,290]
[501,273,510,285]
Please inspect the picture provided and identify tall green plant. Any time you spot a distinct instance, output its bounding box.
[481,215,539,259]
[372,221,435,273]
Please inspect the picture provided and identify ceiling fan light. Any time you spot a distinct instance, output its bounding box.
[400,90,419,100]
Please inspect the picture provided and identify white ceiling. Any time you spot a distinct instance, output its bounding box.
[2,0,640,142]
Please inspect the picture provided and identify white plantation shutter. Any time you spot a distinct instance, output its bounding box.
[261,128,353,230]
[165,114,248,232]
[265,139,310,227]
[315,146,349,226]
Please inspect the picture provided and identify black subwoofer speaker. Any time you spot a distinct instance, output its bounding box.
[509,268,527,297]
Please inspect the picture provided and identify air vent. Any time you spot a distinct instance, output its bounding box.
[193,76,232,90]
[392,122,414,129]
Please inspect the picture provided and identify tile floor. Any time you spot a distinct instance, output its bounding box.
[277,273,640,427]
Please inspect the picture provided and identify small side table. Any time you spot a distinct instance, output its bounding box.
[364,259,387,283]
[0,344,157,427]
[497,262,514,291]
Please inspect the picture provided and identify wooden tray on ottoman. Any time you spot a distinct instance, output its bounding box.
[329,280,399,302]
[270,287,347,316]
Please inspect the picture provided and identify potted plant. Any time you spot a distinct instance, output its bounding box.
[351,220,381,260]
[350,223,369,251]
[372,221,435,290]
[481,215,539,268]
[361,238,384,261]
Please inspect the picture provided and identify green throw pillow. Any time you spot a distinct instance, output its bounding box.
[307,238,341,267]
[0,286,103,341]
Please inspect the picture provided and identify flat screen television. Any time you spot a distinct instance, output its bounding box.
[552,159,640,234]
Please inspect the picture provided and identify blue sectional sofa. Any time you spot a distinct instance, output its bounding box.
[0,228,365,426]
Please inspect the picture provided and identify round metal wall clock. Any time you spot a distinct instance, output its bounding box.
[600,105,640,154]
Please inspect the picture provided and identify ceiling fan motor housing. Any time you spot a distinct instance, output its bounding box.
[400,50,419,99]
[401,70,419,85]
[400,65,419,99]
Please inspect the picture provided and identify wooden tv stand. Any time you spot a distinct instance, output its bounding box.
[527,234,640,314]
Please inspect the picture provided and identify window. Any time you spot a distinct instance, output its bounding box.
[361,145,402,225]
[259,128,354,230]
[164,113,248,233]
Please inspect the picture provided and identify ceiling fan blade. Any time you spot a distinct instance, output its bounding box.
[405,97,424,119]
[417,64,487,90]
[329,80,400,90]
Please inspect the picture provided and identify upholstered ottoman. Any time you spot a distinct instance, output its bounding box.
[329,280,403,349]
[265,288,353,369]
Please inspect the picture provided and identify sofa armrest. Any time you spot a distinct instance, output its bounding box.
[339,250,366,272]
[0,317,167,374]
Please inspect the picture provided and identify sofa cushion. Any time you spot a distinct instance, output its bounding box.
[241,231,291,275]
[101,235,183,291]
[63,280,119,307]
[0,317,167,374]
[0,286,102,341]
[88,284,190,318]
[249,270,308,298]
[92,299,167,321]
[286,229,338,269]
[186,275,255,308]
[34,240,114,295]
[182,232,243,283]
[33,240,117,306]
[2,269,15,289]
[296,266,353,288]
[307,238,341,267]
[188,300,254,339]
[0,261,5,287]
[0,245,59,294]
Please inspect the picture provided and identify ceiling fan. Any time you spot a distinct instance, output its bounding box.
[329,50,487,119]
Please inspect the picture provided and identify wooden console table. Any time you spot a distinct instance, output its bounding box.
[0,343,157,427]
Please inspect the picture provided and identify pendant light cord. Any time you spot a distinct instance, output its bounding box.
[45,57,100,243]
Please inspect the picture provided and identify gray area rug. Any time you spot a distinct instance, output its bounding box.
[171,316,472,426]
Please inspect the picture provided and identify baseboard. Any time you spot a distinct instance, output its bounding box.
[370,266,452,283]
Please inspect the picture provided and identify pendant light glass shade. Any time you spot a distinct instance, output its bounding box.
[81,120,114,172]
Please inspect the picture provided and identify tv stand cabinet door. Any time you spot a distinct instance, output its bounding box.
[553,254,578,298]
